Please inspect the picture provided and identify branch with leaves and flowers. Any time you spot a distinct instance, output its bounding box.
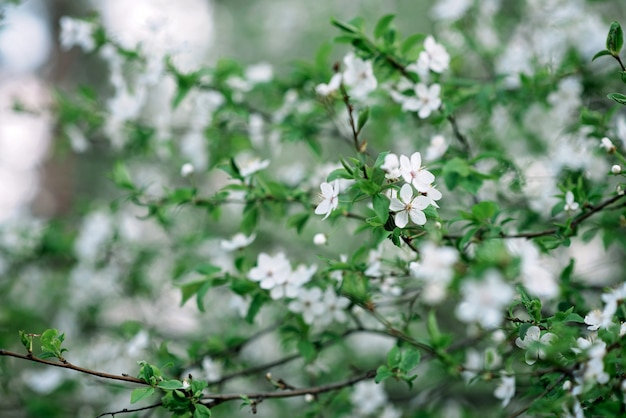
[3,4,626,418]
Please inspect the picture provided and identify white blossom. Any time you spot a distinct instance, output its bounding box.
[180,163,195,177]
[315,180,340,220]
[494,375,515,407]
[313,233,327,246]
[611,164,622,174]
[600,137,616,153]
[399,152,435,192]
[389,184,430,228]
[59,17,96,52]
[455,270,514,329]
[416,36,450,73]
[564,191,579,212]
[317,288,350,325]
[381,153,401,179]
[248,252,291,294]
[350,381,387,416]
[288,287,325,324]
[515,326,557,365]
[315,73,342,96]
[410,242,458,304]
[342,53,377,100]
[425,134,448,161]
[401,83,442,118]
[220,233,256,251]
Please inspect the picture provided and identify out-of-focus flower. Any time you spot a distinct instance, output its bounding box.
[350,380,388,416]
[180,163,194,177]
[342,53,377,100]
[416,36,450,73]
[313,233,327,246]
[494,375,515,407]
[455,270,514,329]
[401,83,441,118]
[59,16,96,52]
[515,326,557,365]
[220,233,256,251]
[381,153,401,179]
[315,73,342,96]
[600,137,616,153]
[611,165,622,174]
[425,135,448,161]
[288,287,325,324]
[564,191,579,212]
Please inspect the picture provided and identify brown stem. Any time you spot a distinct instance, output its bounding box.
[0,349,146,385]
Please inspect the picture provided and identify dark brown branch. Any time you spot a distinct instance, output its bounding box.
[96,402,163,418]
[0,349,146,385]
[444,192,626,241]
[204,369,376,406]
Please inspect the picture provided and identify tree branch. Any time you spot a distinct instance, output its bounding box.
[0,349,146,385]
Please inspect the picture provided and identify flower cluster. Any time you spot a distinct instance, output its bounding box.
[248,252,316,300]
[381,152,441,228]
[389,36,449,118]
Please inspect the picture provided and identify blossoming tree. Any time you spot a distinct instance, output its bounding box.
[2,2,626,418]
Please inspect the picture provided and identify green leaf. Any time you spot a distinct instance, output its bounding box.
[195,264,221,276]
[372,194,390,224]
[130,387,155,404]
[471,201,498,222]
[386,345,401,366]
[157,380,184,390]
[40,328,64,357]
[356,106,370,133]
[111,161,134,190]
[327,168,353,181]
[180,280,206,307]
[608,92,626,105]
[297,339,317,363]
[193,404,212,418]
[19,330,31,352]
[401,33,427,57]
[374,14,395,39]
[591,49,612,61]
[399,348,421,372]
[375,365,393,383]
[606,21,623,55]
[240,204,259,236]
[245,292,267,324]
[286,212,309,234]
[331,18,359,34]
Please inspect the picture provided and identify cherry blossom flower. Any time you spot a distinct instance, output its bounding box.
[238,156,270,177]
[600,136,616,153]
[288,287,325,324]
[380,153,401,179]
[494,375,515,407]
[564,191,579,212]
[425,134,448,161]
[248,252,291,293]
[315,180,340,220]
[389,184,430,228]
[423,184,442,208]
[317,288,350,325]
[350,380,388,415]
[611,165,622,174]
[410,242,458,304]
[313,233,327,246]
[515,325,557,365]
[270,264,316,300]
[402,83,442,119]
[220,233,256,251]
[315,73,342,96]
[416,36,450,74]
[455,270,514,329]
[342,53,377,100]
[399,152,435,192]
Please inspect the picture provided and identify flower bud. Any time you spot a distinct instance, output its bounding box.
[313,233,327,246]
[181,163,195,177]
[611,164,622,174]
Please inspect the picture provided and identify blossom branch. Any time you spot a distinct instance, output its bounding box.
[0,349,146,385]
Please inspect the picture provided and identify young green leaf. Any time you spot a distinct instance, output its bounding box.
[606,21,623,55]
[130,387,155,404]
[193,404,212,418]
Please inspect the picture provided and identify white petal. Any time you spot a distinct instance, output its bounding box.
[394,211,409,228]
[409,209,426,225]
[399,184,414,203]
[389,198,405,212]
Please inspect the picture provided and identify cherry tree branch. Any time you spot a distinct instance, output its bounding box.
[0,350,146,385]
